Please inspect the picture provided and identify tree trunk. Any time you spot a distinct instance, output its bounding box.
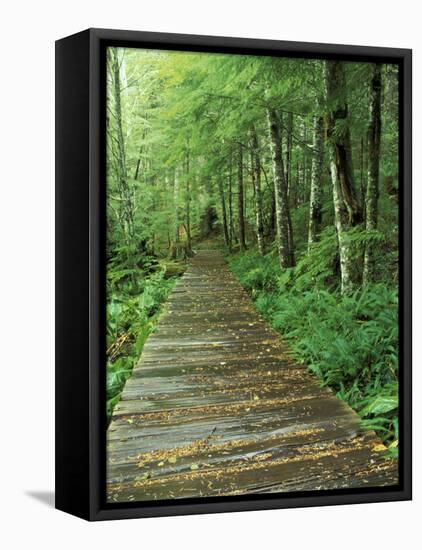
[325,60,362,294]
[286,112,293,198]
[302,122,308,204]
[170,168,181,259]
[308,116,324,247]
[363,64,382,285]
[185,148,193,255]
[325,61,363,227]
[111,48,134,240]
[267,107,295,268]
[228,152,235,246]
[218,177,230,247]
[237,144,247,251]
[134,127,148,181]
[251,130,265,255]
[359,135,366,215]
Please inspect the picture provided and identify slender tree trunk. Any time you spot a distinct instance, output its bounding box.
[228,152,235,246]
[325,62,363,227]
[134,145,142,181]
[295,161,300,207]
[279,112,295,261]
[251,130,265,255]
[359,136,366,214]
[308,116,324,247]
[363,64,382,285]
[111,48,134,240]
[164,173,171,252]
[302,122,308,203]
[237,144,247,251]
[267,107,295,268]
[134,127,147,181]
[218,177,230,247]
[170,168,181,259]
[185,148,193,255]
[325,60,362,294]
[286,112,293,198]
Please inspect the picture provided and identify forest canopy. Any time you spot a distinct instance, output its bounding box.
[106,47,399,451]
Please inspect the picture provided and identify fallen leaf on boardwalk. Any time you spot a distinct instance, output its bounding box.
[168,456,177,464]
[190,464,200,470]
[158,461,165,466]
[373,444,387,452]
[135,473,150,481]
[253,395,260,401]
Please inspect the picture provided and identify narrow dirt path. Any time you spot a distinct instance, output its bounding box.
[107,250,398,502]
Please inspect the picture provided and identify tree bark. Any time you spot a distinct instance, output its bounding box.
[302,121,308,204]
[237,144,247,251]
[359,135,366,215]
[267,107,295,268]
[111,48,134,239]
[228,151,235,246]
[363,64,382,285]
[325,60,362,294]
[286,111,293,198]
[251,130,265,255]
[308,116,324,247]
[325,61,363,227]
[185,148,193,255]
[218,177,230,247]
[170,168,181,259]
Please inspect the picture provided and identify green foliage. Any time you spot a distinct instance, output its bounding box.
[105,46,400,459]
[229,249,399,447]
[106,268,178,420]
[281,227,339,291]
[228,249,280,294]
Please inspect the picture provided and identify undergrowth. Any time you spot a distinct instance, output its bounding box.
[106,249,182,420]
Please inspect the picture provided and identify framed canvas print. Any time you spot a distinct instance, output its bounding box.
[55,28,412,521]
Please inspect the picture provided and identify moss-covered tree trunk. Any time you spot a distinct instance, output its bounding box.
[285,111,293,198]
[267,107,295,268]
[185,148,193,255]
[170,168,182,259]
[218,177,230,247]
[251,130,265,255]
[228,151,235,246]
[363,64,382,285]
[237,144,247,251]
[308,116,324,247]
[325,60,363,294]
[111,48,134,240]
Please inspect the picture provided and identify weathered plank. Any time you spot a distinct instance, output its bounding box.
[107,250,398,502]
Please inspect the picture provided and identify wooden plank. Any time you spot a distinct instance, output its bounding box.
[106,250,398,502]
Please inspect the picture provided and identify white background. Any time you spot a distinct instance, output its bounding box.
[0,0,419,548]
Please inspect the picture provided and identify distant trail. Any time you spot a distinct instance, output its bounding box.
[107,250,398,502]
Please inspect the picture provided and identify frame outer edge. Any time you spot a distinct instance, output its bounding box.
[67,28,412,521]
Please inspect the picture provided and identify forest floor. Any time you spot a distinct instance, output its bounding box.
[106,250,398,502]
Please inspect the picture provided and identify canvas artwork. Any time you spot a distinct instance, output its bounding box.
[105,47,400,503]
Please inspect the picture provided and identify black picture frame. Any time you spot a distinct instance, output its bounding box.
[55,28,412,521]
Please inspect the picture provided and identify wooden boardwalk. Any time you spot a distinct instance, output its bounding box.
[107,250,398,502]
